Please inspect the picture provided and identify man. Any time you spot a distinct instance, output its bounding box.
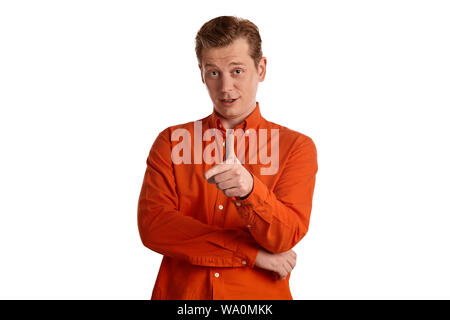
[137,16,318,300]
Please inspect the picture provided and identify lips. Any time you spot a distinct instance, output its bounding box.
[220,97,239,104]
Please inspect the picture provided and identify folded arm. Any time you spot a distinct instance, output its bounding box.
[234,135,318,253]
[137,128,260,268]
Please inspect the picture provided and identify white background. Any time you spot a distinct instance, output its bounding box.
[1,0,449,299]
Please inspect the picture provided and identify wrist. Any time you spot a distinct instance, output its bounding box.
[239,175,254,199]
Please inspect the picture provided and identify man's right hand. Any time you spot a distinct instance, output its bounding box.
[254,249,297,280]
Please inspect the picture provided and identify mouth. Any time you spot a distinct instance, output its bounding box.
[220,97,240,106]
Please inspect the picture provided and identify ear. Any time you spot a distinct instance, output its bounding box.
[258,57,267,82]
[198,63,205,84]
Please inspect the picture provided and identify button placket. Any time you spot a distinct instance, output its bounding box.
[213,189,228,228]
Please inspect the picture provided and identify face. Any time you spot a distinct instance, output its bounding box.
[199,37,267,120]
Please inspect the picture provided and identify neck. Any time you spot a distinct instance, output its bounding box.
[217,102,257,129]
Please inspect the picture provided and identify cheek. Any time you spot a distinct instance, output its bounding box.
[205,82,218,93]
[242,78,257,93]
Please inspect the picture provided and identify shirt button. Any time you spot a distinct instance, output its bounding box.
[235,201,241,207]
[214,272,220,278]
[222,141,225,146]
[242,260,247,265]
[247,224,252,228]
[218,205,224,210]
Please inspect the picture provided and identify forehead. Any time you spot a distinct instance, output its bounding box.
[202,37,252,67]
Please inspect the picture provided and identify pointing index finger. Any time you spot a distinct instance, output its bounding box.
[225,131,241,164]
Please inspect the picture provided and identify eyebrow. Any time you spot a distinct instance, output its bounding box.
[204,62,246,68]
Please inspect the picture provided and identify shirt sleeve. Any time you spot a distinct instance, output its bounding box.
[137,128,260,268]
[233,135,318,253]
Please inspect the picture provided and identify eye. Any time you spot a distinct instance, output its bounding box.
[209,71,218,76]
[234,69,243,74]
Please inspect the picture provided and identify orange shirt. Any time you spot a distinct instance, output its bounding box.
[137,102,318,300]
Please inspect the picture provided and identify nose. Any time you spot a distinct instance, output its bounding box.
[219,73,234,93]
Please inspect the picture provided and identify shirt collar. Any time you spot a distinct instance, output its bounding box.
[208,101,262,132]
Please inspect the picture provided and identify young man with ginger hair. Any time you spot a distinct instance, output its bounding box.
[138,15,318,300]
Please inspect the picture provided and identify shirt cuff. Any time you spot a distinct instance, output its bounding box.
[233,173,273,225]
[233,237,260,268]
